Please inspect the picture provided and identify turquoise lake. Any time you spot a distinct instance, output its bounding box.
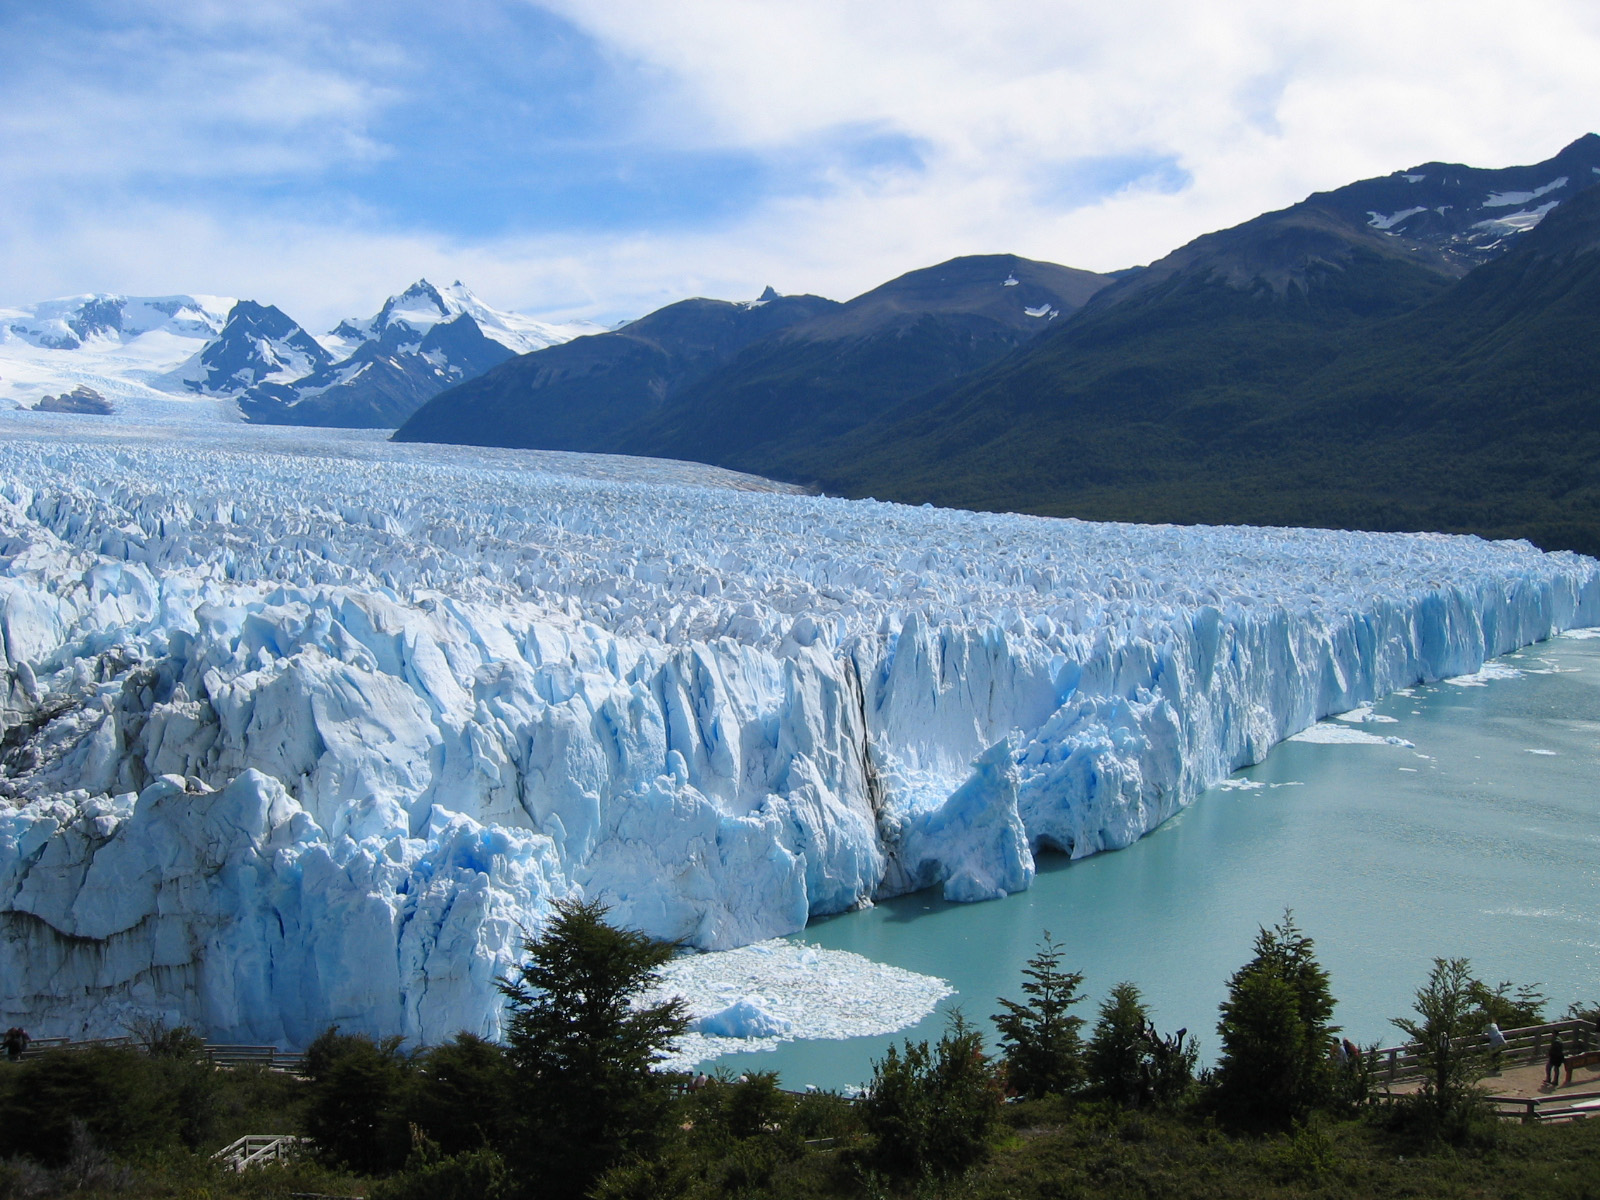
[706,632,1600,1091]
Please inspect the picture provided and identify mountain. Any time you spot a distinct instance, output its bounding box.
[0,293,236,415]
[0,281,598,428]
[238,312,517,428]
[323,279,600,359]
[392,289,842,448]
[608,255,1112,473]
[236,280,605,429]
[179,300,335,395]
[1093,132,1600,310]
[797,138,1600,555]
[1212,174,1600,552]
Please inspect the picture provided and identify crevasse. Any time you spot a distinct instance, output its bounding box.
[0,427,1596,1046]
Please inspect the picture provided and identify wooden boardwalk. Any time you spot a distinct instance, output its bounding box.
[1374,1017,1600,1122]
[11,1035,304,1071]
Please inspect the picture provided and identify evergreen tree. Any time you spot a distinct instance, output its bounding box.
[1393,957,1491,1140]
[992,933,1087,1098]
[1086,981,1152,1107]
[499,899,689,1199]
[1213,911,1338,1128]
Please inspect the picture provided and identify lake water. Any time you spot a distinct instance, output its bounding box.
[706,631,1600,1091]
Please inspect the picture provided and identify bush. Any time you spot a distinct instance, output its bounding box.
[861,1012,1004,1180]
[0,1047,181,1164]
[301,1027,412,1174]
[592,1073,827,1200]
[405,1033,512,1156]
[371,1145,511,1200]
[1469,978,1549,1029]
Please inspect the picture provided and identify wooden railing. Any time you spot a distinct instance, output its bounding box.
[1485,1090,1600,1124]
[13,1035,302,1071]
[1370,1018,1599,1086]
[211,1134,311,1170]
[203,1043,306,1071]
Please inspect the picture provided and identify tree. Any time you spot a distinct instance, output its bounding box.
[1086,982,1150,1107]
[1468,977,1548,1030]
[302,1028,413,1175]
[992,933,1087,1099]
[499,898,689,1199]
[1213,911,1338,1128]
[862,1011,1004,1180]
[405,1033,514,1157]
[1086,981,1197,1109]
[1392,957,1490,1140]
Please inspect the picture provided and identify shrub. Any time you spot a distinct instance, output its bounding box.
[861,1011,1004,1180]
[371,1145,511,1200]
[301,1028,412,1174]
[0,1047,180,1164]
[405,1033,512,1156]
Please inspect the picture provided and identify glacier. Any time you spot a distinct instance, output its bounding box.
[1,415,1597,1049]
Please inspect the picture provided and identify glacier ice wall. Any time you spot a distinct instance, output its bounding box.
[1,422,1597,1046]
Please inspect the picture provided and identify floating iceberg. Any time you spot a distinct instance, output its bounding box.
[693,998,793,1039]
[0,419,1596,1047]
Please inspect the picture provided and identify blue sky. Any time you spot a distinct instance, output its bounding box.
[5,0,1600,330]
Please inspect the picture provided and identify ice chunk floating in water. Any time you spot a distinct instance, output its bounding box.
[650,940,952,1071]
[0,418,1597,1049]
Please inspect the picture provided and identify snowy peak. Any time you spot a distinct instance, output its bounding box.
[0,293,238,415]
[182,300,334,395]
[2,293,232,352]
[0,282,595,424]
[370,279,453,342]
[345,279,606,357]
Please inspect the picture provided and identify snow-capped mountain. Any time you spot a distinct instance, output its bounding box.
[0,281,603,428]
[0,293,237,417]
[1324,132,1600,269]
[237,280,608,429]
[175,301,334,395]
[239,310,525,428]
[329,279,603,358]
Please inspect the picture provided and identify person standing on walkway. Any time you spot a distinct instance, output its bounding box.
[1,1028,26,1062]
[1547,1034,1567,1086]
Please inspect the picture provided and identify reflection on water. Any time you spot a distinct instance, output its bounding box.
[704,634,1600,1091]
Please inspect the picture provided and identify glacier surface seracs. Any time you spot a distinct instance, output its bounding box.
[0,418,1596,1048]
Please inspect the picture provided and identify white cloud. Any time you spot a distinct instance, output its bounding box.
[3,0,1600,327]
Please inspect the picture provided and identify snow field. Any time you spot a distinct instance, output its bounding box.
[0,418,1597,1051]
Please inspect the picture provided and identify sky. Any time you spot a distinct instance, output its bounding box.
[4,0,1600,331]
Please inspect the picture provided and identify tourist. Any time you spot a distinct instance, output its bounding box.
[2,1027,27,1062]
[1547,1034,1567,1086]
